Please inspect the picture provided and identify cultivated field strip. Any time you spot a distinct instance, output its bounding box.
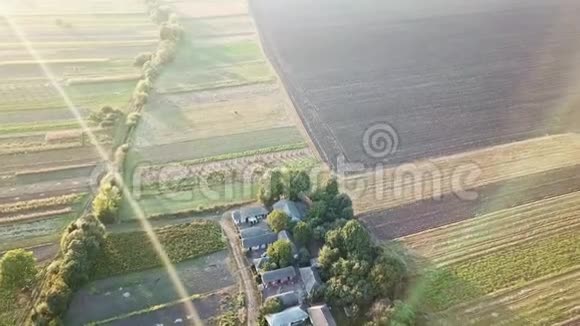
[399,191,580,266]
[361,164,580,240]
[348,134,580,213]
[437,266,580,326]
[137,148,312,185]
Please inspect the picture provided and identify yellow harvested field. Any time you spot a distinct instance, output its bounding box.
[436,266,580,326]
[347,134,580,213]
[399,191,580,267]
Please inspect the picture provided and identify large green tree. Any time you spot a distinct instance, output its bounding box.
[292,221,312,246]
[266,240,294,268]
[266,210,290,233]
[258,169,285,206]
[0,249,37,291]
[92,183,121,224]
[285,169,311,200]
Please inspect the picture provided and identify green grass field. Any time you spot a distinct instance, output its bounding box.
[156,38,274,92]
[120,181,258,220]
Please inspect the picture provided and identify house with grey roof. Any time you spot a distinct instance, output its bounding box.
[273,199,306,222]
[242,233,278,251]
[241,226,272,239]
[232,205,268,225]
[299,266,322,297]
[266,291,300,308]
[265,306,309,326]
[261,266,296,287]
[308,305,337,326]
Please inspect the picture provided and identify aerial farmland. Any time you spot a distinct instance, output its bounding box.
[1,0,580,325]
[0,0,158,253]
[251,0,580,324]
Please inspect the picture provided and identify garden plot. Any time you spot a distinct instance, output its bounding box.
[361,164,580,240]
[251,0,580,170]
[97,286,239,326]
[0,81,135,112]
[65,250,235,325]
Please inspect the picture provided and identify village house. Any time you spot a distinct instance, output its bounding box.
[265,306,309,326]
[261,266,297,288]
[266,291,300,308]
[232,205,268,225]
[299,266,322,298]
[307,304,337,326]
[242,232,278,251]
[273,199,306,222]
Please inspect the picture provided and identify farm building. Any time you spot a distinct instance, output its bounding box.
[241,225,272,239]
[299,266,322,297]
[242,233,278,251]
[232,205,268,224]
[261,266,297,288]
[265,306,309,326]
[266,291,300,308]
[273,199,306,222]
[308,305,336,326]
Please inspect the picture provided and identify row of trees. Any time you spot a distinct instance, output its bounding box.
[258,169,311,206]
[29,215,106,325]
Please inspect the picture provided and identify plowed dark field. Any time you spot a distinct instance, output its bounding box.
[251,0,580,170]
[360,164,580,240]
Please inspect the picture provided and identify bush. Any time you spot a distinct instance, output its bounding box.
[0,249,37,291]
[126,112,141,127]
[134,52,152,67]
[92,183,121,224]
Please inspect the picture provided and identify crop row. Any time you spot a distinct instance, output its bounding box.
[0,193,84,216]
[435,266,580,326]
[400,191,580,266]
[92,221,225,278]
[416,231,580,311]
[348,134,580,213]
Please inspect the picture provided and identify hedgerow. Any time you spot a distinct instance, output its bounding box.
[419,230,580,311]
[28,215,106,325]
[92,221,225,278]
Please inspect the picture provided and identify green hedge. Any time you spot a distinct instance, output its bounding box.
[93,221,224,278]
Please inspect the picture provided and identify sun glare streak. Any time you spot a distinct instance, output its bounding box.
[0,10,203,325]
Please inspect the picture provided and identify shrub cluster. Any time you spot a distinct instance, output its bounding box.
[92,221,225,278]
[29,215,105,325]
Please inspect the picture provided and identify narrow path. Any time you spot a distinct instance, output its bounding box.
[220,214,260,326]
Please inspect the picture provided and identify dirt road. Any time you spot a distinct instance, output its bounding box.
[220,215,260,326]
